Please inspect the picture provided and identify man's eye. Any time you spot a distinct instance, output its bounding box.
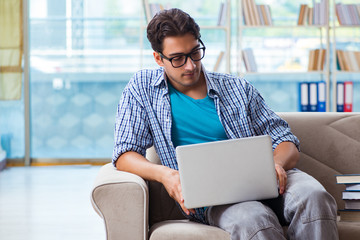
[191,49,201,57]
[172,56,185,62]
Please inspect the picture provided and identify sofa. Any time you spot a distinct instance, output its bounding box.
[91,112,360,239]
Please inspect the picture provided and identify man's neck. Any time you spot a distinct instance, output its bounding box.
[167,72,207,100]
[183,72,207,99]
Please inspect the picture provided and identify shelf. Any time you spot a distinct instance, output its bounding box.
[200,25,229,30]
[240,25,328,29]
[242,71,327,75]
[334,71,360,74]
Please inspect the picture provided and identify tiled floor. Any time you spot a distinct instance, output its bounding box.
[0,165,106,240]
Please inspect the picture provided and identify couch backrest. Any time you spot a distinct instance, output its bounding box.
[279,112,360,210]
[146,112,360,225]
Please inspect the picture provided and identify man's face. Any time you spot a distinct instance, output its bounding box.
[154,33,204,92]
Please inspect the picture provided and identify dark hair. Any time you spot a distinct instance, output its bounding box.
[146,8,201,53]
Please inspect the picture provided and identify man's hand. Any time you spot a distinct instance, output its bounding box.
[275,163,287,195]
[273,141,299,194]
[161,168,195,215]
[116,151,196,215]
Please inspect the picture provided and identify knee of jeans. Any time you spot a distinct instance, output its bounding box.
[300,188,338,222]
[234,204,282,230]
[230,209,284,240]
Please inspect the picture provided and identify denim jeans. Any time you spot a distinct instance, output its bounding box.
[205,169,339,240]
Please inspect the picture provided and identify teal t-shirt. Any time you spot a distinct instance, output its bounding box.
[168,83,228,148]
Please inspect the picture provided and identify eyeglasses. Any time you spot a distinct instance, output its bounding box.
[159,39,206,68]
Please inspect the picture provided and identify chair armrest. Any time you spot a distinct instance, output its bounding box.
[91,163,148,240]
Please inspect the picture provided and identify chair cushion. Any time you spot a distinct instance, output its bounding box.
[149,220,230,240]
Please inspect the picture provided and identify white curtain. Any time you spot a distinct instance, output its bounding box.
[0,0,23,100]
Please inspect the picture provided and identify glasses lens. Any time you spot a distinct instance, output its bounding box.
[171,48,205,68]
[190,48,205,61]
[171,55,187,68]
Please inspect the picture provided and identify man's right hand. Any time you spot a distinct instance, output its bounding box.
[116,151,195,215]
[160,167,195,215]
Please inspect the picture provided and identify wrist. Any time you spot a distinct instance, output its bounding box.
[157,165,174,184]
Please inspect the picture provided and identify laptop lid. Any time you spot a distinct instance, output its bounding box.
[176,135,279,209]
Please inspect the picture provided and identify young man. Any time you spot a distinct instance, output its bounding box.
[113,8,338,240]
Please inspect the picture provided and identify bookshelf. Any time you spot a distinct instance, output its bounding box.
[237,0,331,112]
[140,0,232,73]
[331,0,360,112]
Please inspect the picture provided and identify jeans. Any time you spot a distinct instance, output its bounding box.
[205,169,339,240]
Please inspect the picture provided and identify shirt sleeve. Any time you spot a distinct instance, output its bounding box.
[246,83,300,151]
[112,84,153,166]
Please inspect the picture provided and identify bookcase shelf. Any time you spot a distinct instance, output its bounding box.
[237,0,333,112]
[331,0,360,112]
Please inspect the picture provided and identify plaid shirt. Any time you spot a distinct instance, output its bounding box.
[113,66,299,223]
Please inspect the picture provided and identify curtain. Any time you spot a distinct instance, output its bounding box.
[0,0,23,100]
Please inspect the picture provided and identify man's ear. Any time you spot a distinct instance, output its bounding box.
[153,52,164,67]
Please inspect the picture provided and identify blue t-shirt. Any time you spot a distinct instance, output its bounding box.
[168,82,228,148]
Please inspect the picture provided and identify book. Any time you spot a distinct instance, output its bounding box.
[217,2,228,26]
[242,48,257,72]
[355,51,360,70]
[336,174,360,184]
[313,49,320,70]
[317,81,326,112]
[249,0,260,26]
[308,50,315,71]
[317,49,326,71]
[297,4,308,25]
[213,51,225,72]
[343,191,360,200]
[336,50,346,71]
[336,82,344,112]
[299,82,309,112]
[242,0,252,25]
[309,82,318,111]
[344,81,353,112]
[347,51,359,71]
[308,7,313,25]
[346,184,360,191]
[264,5,272,25]
[339,209,360,222]
[345,199,360,209]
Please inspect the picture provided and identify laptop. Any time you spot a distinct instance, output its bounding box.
[176,135,279,209]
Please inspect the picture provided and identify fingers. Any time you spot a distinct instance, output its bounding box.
[275,164,287,195]
[179,197,195,215]
[162,168,195,215]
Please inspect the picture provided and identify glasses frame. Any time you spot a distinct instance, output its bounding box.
[159,39,206,68]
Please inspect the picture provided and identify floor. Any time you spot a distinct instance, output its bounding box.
[0,165,106,240]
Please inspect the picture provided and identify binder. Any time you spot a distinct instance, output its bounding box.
[344,81,353,112]
[299,82,309,112]
[317,81,326,112]
[337,82,345,112]
[309,82,318,112]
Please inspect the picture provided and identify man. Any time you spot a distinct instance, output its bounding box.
[113,8,338,240]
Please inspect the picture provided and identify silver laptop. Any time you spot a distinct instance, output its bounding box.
[176,135,279,209]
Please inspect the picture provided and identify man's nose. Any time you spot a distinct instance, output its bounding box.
[184,56,196,70]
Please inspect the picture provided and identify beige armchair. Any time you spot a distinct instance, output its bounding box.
[91,112,360,240]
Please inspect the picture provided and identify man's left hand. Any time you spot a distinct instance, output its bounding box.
[275,163,287,195]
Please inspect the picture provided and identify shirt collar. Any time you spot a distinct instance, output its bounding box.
[149,65,220,97]
[202,65,220,97]
[150,67,166,87]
